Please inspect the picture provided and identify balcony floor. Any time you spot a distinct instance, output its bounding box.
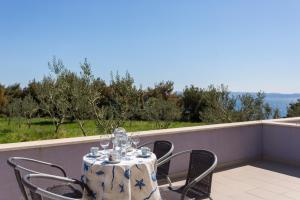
[162,161,300,200]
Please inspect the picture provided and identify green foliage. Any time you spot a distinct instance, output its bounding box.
[36,57,71,134]
[146,81,174,100]
[273,108,281,119]
[21,95,38,128]
[200,85,236,123]
[236,92,272,121]
[287,99,300,117]
[143,97,181,128]
[0,85,7,114]
[0,117,204,143]
[0,57,278,139]
[181,85,206,122]
[7,98,23,127]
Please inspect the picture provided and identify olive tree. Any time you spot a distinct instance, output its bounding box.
[7,98,22,127]
[287,99,300,117]
[36,57,70,134]
[144,97,181,129]
[200,85,236,123]
[21,95,38,128]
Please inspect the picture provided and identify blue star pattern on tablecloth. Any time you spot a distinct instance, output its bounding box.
[96,170,104,176]
[89,191,96,199]
[119,183,125,193]
[151,171,157,182]
[135,164,141,170]
[80,175,85,183]
[124,169,131,179]
[102,182,105,191]
[111,166,115,190]
[135,179,146,190]
[83,163,89,172]
[144,187,158,200]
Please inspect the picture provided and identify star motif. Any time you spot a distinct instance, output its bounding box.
[135,179,146,190]
[124,169,131,179]
[83,163,89,172]
[89,191,96,199]
[96,170,104,176]
[119,183,125,193]
[151,171,157,182]
[80,175,85,183]
[101,182,105,191]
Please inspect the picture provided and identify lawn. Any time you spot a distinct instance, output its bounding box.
[0,118,204,144]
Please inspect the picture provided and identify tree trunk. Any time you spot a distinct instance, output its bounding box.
[27,119,31,129]
[77,120,86,136]
[55,123,60,134]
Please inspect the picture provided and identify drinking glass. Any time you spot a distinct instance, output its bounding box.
[132,135,140,149]
[100,135,110,157]
[120,136,127,159]
[111,137,118,150]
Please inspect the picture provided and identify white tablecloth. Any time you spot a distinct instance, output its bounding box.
[82,150,161,200]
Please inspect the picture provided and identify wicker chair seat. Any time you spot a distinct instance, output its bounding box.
[47,184,83,198]
[30,184,83,200]
[160,181,195,200]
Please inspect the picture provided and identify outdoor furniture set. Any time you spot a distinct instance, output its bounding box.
[7,128,217,200]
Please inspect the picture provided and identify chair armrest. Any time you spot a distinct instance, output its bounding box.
[157,150,192,167]
[22,174,82,200]
[137,141,154,149]
[8,157,67,177]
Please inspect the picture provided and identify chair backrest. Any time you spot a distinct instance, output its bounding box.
[7,157,67,200]
[153,140,174,178]
[185,150,217,195]
[22,174,83,200]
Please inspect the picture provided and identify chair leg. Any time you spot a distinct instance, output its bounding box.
[167,176,173,188]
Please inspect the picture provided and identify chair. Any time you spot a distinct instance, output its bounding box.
[22,173,83,200]
[158,150,217,200]
[138,140,174,183]
[7,157,83,200]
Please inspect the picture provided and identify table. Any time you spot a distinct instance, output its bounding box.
[82,150,161,200]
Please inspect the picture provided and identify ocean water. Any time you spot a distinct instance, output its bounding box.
[233,93,300,117]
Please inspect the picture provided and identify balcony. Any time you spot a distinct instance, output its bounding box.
[1,117,300,199]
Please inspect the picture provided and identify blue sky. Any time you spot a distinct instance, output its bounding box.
[1,0,300,93]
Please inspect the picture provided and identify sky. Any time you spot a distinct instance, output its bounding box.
[1,0,300,93]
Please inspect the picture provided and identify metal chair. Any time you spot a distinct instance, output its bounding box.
[7,157,83,200]
[22,173,83,200]
[158,149,217,200]
[138,140,174,183]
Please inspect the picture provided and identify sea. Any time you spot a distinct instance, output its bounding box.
[232,92,300,117]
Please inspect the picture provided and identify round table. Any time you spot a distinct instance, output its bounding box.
[82,149,161,200]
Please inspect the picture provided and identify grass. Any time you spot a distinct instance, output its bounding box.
[0,118,205,144]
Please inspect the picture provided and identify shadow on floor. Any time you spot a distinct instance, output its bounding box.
[250,160,300,179]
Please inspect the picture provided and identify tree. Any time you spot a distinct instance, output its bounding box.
[5,83,24,101]
[145,81,174,100]
[236,92,272,121]
[0,85,7,115]
[7,98,22,127]
[181,85,206,122]
[36,57,70,135]
[273,108,281,119]
[66,59,100,136]
[21,95,38,128]
[200,85,236,123]
[287,99,300,117]
[143,97,181,129]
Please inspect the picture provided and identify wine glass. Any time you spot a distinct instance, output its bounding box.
[100,135,110,157]
[131,134,140,149]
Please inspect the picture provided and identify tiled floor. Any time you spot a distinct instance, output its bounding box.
[161,161,300,200]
